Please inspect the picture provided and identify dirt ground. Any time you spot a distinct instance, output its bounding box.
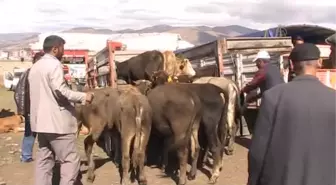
[0,87,250,185]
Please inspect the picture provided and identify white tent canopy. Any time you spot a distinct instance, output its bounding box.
[29,32,194,52]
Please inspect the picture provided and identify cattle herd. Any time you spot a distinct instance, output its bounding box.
[76,50,242,185]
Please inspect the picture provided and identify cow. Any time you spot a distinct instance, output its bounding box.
[116,50,196,84]
[161,65,219,83]
[193,77,242,156]
[151,70,241,156]
[134,80,202,185]
[149,71,228,183]
[76,86,152,185]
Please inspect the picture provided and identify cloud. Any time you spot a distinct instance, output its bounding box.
[0,0,335,33]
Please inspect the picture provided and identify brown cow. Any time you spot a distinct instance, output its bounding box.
[0,114,24,133]
[148,71,228,183]
[134,80,202,185]
[150,72,241,156]
[116,50,196,84]
[76,86,152,185]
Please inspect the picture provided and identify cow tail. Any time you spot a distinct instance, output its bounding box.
[235,87,244,136]
[218,92,228,145]
[132,104,143,167]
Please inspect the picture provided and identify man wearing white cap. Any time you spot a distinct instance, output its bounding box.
[241,50,284,103]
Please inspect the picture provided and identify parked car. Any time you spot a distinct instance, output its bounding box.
[2,67,27,91]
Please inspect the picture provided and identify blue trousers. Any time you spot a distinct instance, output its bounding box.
[21,115,36,161]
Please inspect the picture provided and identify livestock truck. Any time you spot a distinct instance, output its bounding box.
[84,37,294,135]
[84,37,335,136]
[175,37,336,135]
[174,37,294,135]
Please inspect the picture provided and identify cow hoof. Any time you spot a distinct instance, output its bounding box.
[121,178,131,185]
[113,161,120,168]
[209,175,219,184]
[187,173,196,180]
[86,174,95,183]
[139,180,148,185]
[160,165,166,173]
[178,179,187,185]
[224,147,234,156]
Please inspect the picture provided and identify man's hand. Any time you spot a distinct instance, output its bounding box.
[85,92,94,104]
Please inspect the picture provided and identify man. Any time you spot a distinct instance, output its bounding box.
[14,51,44,163]
[291,35,304,46]
[28,35,94,185]
[241,50,284,103]
[285,35,305,82]
[325,33,336,69]
[247,43,335,185]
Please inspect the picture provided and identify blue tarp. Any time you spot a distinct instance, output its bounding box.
[239,24,336,44]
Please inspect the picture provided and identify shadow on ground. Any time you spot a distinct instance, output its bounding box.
[235,137,251,150]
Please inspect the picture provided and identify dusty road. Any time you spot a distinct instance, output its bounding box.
[0,133,250,185]
[0,87,250,185]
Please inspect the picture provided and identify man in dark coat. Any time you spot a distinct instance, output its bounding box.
[325,33,336,69]
[284,35,305,82]
[247,43,336,185]
[14,51,44,162]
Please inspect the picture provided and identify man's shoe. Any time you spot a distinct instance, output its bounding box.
[21,158,34,163]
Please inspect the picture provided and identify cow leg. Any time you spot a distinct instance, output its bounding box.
[112,132,121,168]
[177,147,188,185]
[225,122,237,156]
[84,118,105,183]
[84,134,96,182]
[199,146,209,168]
[161,136,173,172]
[224,98,237,156]
[121,135,133,185]
[209,146,223,184]
[205,121,224,184]
[188,127,200,180]
[137,132,150,185]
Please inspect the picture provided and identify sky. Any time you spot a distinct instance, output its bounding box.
[0,0,335,33]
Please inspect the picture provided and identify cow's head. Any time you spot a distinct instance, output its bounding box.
[133,80,153,95]
[176,58,196,77]
[150,71,173,87]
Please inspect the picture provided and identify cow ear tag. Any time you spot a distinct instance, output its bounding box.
[167,76,173,82]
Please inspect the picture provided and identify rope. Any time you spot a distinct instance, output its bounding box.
[264,25,288,38]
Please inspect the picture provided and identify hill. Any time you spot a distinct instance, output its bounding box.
[0,25,259,49]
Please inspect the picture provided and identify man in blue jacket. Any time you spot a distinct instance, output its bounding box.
[14,51,44,162]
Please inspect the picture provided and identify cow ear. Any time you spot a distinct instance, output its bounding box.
[150,72,157,81]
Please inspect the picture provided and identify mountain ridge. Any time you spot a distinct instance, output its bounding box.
[0,25,259,50]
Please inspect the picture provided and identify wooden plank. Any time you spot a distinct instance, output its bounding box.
[225,47,292,55]
[216,39,225,76]
[176,37,292,61]
[226,37,292,50]
[175,41,217,60]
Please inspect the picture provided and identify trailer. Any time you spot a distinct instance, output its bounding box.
[174,37,294,135]
[175,36,293,95]
[85,40,144,89]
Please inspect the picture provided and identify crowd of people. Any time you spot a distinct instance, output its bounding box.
[13,33,336,185]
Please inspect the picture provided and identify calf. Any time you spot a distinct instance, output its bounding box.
[116,85,152,185]
[135,81,202,185]
[150,71,227,184]
[116,50,196,83]
[193,77,241,155]
[0,114,24,133]
[76,86,152,185]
